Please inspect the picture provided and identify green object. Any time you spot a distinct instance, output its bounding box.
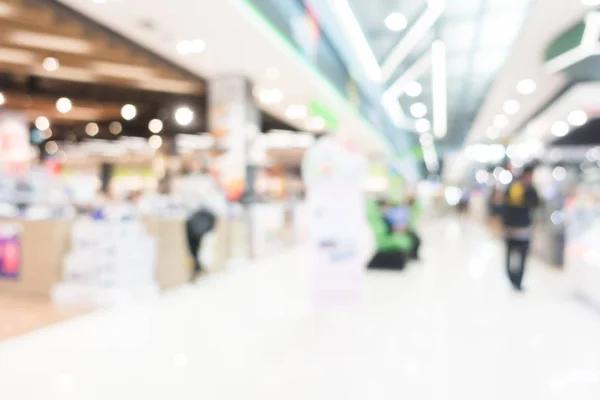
[408,199,422,232]
[544,21,585,62]
[366,200,413,252]
[388,173,406,203]
[310,99,340,131]
[234,0,391,149]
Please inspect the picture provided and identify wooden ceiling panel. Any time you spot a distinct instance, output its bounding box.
[0,0,204,95]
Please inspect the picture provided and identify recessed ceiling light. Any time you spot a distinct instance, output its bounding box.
[35,116,50,131]
[415,118,431,133]
[493,114,509,129]
[568,110,588,127]
[410,102,427,118]
[0,92,4,105]
[419,132,434,146]
[503,100,520,115]
[330,0,382,82]
[109,121,122,135]
[149,119,163,134]
[476,170,490,184]
[405,81,422,97]
[258,88,283,105]
[307,116,326,131]
[148,135,163,150]
[552,166,567,181]
[45,141,58,155]
[121,104,137,120]
[266,67,280,81]
[285,105,307,120]
[486,127,500,139]
[85,122,99,136]
[517,79,536,95]
[176,39,205,55]
[385,12,407,32]
[56,97,72,114]
[42,57,60,72]
[552,121,569,137]
[498,170,513,185]
[427,0,445,9]
[175,106,194,126]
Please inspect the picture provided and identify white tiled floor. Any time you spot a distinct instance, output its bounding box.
[1,217,600,399]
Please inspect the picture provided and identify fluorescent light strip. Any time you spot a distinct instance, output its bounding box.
[381,3,445,81]
[422,143,439,173]
[0,47,36,64]
[381,93,405,127]
[91,61,156,80]
[381,52,431,129]
[432,40,447,138]
[8,31,92,54]
[384,52,432,99]
[330,0,382,82]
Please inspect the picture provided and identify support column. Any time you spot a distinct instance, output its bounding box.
[208,76,261,260]
[208,76,260,202]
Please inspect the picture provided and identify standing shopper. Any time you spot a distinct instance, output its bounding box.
[178,159,226,280]
[502,165,539,291]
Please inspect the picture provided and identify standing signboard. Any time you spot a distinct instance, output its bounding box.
[302,136,369,306]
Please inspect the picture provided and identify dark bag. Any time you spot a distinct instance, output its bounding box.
[187,208,216,237]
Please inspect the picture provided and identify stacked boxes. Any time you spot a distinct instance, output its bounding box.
[53,218,158,307]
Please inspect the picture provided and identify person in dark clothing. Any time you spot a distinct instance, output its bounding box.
[502,165,539,291]
[405,195,421,261]
[186,208,216,278]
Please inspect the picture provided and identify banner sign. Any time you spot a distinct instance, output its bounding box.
[303,136,368,306]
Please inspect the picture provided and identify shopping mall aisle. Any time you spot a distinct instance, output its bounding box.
[1,217,600,399]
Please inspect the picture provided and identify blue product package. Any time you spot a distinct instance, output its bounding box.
[385,206,411,230]
[91,209,104,220]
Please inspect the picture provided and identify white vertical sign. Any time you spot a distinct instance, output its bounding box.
[302,136,369,307]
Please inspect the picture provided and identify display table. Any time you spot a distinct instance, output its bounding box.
[565,204,600,308]
[0,215,234,300]
[143,216,231,289]
[143,218,192,290]
[0,219,72,297]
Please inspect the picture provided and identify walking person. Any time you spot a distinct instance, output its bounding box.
[502,165,539,291]
[406,195,421,260]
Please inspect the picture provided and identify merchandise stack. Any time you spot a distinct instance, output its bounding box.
[52,217,158,307]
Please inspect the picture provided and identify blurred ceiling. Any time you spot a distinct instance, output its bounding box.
[445,0,595,183]
[348,0,531,151]
[0,0,204,94]
[0,0,297,143]
[55,0,395,158]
